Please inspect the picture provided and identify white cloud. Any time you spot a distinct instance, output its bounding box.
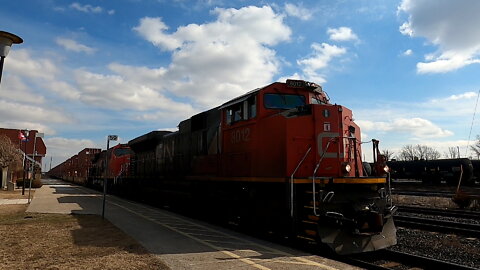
[418,91,479,118]
[284,3,313,20]
[133,17,181,51]
[1,75,46,104]
[56,38,96,54]
[357,117,453,139]
[45,137,99,167]
[354,90,480,160]
[398,22,413,36]
[403,49,413,56]
[0,100,71,124]
[398,0,480,73]
[74,69,196,119]
[327,27,358,42]
[5,49,80,101]
[0,121,55,136]
[2,47,195,134]
[44,80,81,100]
[297,43,347,83]
[70,3,103,13]
[6,49,58,81]
[0,48,85,136]
[417,52,480,73]
[0,100,71,135]
[133,6,291,108]
[432,91,477,102]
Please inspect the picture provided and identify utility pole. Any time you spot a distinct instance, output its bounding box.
[102,135,118,219]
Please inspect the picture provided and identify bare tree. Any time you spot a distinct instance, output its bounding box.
[445,146,460,158]
[381,150,394,161]
[398,144,441,161]
[0,135,22,169]
[398,145,416,161]
[470,135,480,159]
[425,147,441,160]
[416,144,429,160]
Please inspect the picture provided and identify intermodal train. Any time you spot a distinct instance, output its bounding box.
[48,79,397,255]
[387,158,477,185]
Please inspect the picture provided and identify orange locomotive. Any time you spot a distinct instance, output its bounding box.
[126,79,397,254]
[88,143,133,189]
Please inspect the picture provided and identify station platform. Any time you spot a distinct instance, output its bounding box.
[26,178,361,270]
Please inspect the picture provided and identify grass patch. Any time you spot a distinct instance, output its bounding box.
[0,207,169,269]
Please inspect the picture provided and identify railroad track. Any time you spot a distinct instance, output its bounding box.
[392,189,454,197]
[345,249,479,270]
[398,205,480,219]
[394,214,480,238]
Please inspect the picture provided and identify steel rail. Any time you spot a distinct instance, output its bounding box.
[381,250,478,270]
[343,249,478,270]
[392,190,454,197]
[398,205,480,219]
[394,215,480,238]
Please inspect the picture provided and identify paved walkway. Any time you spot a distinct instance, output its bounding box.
[26,178,360,270]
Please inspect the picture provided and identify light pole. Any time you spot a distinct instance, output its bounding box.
[0,31,23,85]
[21,129,29,195]
[102,135,118,219]
[28,132,43,203]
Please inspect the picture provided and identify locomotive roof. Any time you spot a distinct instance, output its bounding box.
[219,87,263,109]
[219,80,323,109]
[128,130,172,147]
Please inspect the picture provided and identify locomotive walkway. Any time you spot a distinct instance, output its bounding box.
[26,178,360,270]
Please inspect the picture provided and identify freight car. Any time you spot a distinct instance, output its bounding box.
[471,160,480,183]
[48,148,101,185]
[387,158,475,185]
[115,79,397,254]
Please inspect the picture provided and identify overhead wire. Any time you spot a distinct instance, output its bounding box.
[465,89,480,157]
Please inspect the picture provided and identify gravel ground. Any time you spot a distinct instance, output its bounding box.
[391,224,480,269]
[393,194,461,209]
[390,194,480,269]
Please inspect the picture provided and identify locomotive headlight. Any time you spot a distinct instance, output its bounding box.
[342,163,351,174]
[384,165,390,173]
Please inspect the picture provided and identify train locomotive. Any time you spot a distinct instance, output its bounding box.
[49,79,397,254]
[116,79,397,254]
[87,143,133,189]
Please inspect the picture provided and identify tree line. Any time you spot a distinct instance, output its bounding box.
[382,136,480,161]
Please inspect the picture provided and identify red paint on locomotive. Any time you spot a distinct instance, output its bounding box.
[108,144,132,178]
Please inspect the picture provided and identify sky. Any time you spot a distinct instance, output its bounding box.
[1,0,480,169]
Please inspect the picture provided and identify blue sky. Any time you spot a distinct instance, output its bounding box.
[1,0,480,168]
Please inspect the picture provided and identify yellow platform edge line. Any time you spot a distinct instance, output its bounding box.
[185,176,386,184]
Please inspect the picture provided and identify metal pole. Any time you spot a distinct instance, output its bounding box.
[21,137,27,195]
[0,56,5,85]
[102,138,110,219]
[28,133,37,203]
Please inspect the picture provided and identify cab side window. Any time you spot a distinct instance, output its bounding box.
[225,95,257,125]
[247,95,256,118]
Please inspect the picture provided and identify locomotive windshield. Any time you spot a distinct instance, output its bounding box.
[264,94,306,109]
[114,148,133,157]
